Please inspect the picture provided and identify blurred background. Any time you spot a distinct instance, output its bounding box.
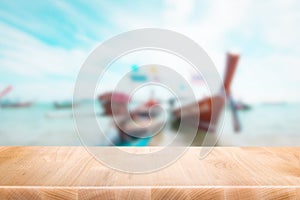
[0,0,300,146]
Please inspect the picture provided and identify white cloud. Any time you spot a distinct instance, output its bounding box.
[1,0,300,102]
[163,0,195,23]
[0,22,87,76]
[0,22,88,100]
[159,0,300,102]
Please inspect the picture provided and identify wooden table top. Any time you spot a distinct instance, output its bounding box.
[0,146,300,199]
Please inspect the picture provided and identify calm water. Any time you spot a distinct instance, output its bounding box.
[0,103,300,146]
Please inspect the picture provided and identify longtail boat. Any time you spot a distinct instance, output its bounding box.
[98,53,241,146]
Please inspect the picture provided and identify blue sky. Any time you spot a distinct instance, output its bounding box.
[0,0,299,103]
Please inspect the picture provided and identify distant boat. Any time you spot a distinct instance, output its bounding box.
[54,101,77,109]
[235,101,251,111]
[0,101,33,108]
[0,86,33,108]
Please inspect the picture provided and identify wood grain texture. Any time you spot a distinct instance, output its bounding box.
[0,147,300,199]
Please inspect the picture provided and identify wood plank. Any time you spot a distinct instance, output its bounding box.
[0,147,300,199]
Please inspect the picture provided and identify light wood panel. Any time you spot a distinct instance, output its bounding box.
[0,147,300,199]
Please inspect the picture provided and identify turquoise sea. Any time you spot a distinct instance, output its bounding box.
[0,103,300,146]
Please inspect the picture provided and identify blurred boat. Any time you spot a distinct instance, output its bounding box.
[235,101,251,111]
[98,53,242,146]
[98,92,164,146]
[98,92,130,116]
[113,114,164,146]
[0,101,33,108]
[0,86,33,108]
[172,53,241,134]
[132,99,161,118]
[54,101,78,109]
